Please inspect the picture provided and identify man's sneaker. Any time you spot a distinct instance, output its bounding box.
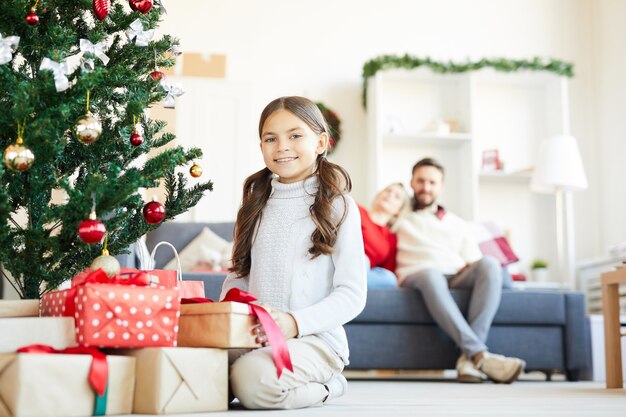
[456,354,484,383]
[324,374,348,402]
[476,352,526,384]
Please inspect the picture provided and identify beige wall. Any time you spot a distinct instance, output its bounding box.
[157,0,620,261]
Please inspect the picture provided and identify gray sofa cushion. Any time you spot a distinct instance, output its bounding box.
[354,288,567,325]
[145,222,235,269]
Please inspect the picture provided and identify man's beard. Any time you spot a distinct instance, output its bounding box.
[412,194,435,211]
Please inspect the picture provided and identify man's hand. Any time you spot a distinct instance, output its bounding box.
[456,263,471,276]
[251,305,299,346]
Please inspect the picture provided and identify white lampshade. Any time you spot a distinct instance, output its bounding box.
[530,135,588,194]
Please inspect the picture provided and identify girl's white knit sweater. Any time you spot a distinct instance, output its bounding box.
[221,176,367,364]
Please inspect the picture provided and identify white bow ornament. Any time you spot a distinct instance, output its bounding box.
[79,39,110,65]
[126,19,155,47]
[40,57,72,92]
[0,34,20,65]
[160,80,184,109]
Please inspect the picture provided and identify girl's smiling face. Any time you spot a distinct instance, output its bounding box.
[260,109,328,184]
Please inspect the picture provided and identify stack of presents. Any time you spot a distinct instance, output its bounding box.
[0,266,290,416]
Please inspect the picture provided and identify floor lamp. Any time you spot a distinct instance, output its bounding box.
[530,135,588,289]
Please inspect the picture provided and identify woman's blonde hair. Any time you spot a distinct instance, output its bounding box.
[374,182,411,228]
[229,96,352,278]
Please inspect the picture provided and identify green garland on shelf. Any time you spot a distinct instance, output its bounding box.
[361,54,575,107]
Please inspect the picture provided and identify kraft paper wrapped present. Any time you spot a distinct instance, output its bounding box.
[0,351,135,417]
[177,301,259,348]
[0,317,76,353]
[0,301,39,318]
[41,269,180,349]
[126,347,227,414]
[179,289,293,378]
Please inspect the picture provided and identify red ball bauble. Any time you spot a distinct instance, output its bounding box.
[149,70,165,81]
[130,130,143,146]
[78,218,107,244]
[25,9,39,25]
[129,0,153,14]
[143,200,165,224]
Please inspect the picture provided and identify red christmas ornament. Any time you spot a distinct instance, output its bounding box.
[143,200,165,224]
[78,212,107,244]
[93,0,111,20]
[25,8,39,25]
[149,70,165,81]
[130,130,143,146]
[129,0,153,14]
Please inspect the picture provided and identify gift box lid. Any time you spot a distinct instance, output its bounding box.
[181,301,251,316]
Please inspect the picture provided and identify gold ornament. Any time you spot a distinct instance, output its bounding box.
[90,248,121,278]
[4,141,35,172]
[73,112,102,144]
[189,163,203,178]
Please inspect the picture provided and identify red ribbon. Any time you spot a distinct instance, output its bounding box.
[181,297,214,304]
[17,344,108,396]
[222,288,294,378]
[62,268,152,317]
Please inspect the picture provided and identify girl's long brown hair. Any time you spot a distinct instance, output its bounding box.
[229,96,352,278]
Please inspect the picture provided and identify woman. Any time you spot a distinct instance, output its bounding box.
[358,182,410,288]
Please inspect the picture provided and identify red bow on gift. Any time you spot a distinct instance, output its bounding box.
[183,288,294,378]
[73,268,152,287]
[63,268,152,317]
[17,344,108,396]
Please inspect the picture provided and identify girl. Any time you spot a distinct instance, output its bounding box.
[221,96,367,409]
[358,183,410,288]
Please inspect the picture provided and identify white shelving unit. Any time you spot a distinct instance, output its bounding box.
[367,67,569,278]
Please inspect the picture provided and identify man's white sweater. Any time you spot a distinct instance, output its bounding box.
[221,176,367,364]
[395,206,482,283]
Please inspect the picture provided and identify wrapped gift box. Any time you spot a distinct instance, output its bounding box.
[0,301,39,318]
[0,317,75,353]
[125,347,227,414]
[0,353,135,417]
[41,283,180,349]
[178,301,259,348]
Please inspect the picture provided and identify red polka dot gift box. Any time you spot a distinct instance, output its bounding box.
[41,269,181,348]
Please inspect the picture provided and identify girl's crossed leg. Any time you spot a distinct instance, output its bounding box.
[230,335,344,409]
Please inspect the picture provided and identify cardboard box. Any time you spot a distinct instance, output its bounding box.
[0,317,75,353]
[178,301,259,348]
[128,347,227,414]
[0,301,39,318]
[0,354,135,417]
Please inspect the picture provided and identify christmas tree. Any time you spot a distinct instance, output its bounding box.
[0,0,213,299]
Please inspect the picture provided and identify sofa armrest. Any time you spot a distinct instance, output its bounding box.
[564,291,591,372]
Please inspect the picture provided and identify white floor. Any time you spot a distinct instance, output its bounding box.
[130,378,626,417]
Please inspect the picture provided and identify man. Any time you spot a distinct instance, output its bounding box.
[395,158,525,384]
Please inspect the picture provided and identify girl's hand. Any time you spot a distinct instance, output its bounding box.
[252,306,299,345]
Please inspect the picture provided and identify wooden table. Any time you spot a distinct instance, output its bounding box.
[601,268,626,388]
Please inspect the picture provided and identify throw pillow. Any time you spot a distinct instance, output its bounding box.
[472,221,519,267]
[164,227,233,272]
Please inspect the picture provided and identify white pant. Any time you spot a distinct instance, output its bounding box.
[230,335,344,409]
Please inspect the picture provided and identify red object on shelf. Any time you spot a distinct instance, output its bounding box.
[511,273,527,282]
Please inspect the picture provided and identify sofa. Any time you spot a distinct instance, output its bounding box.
[142,222,590,381]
